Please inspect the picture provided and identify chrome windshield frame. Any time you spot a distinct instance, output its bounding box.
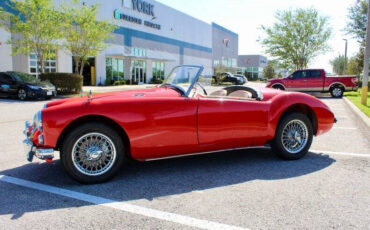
[162,65,204,97]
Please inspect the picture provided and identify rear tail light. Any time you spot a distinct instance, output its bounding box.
[352,78,358,84]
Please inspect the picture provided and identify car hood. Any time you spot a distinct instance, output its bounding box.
[46,87,181,108]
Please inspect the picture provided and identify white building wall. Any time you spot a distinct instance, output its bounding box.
[95,51,106,85]
[0,28,13,72]
[183,55,213,75]
[12,54,28,73]
[57,50,72,73]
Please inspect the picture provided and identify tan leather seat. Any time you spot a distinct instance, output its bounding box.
[210,90,227,97]
[228,90,252,99]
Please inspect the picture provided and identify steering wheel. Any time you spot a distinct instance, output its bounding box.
[196,82,208,95]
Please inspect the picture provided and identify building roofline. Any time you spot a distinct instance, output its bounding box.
[212,22,238,37]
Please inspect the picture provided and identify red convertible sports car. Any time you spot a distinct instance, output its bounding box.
[23,65,336,183]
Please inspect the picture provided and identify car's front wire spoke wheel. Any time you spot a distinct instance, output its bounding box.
[61,123,126,184]
[72,133,117,176]
[281,120,308,154]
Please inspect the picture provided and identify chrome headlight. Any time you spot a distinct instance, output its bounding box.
[33,110,43,132]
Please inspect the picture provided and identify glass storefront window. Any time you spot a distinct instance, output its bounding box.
[106,58,125,83]
[131,47,147,58]
[29,51,57,75]
[232,58,237,68]
[152,61,165,80]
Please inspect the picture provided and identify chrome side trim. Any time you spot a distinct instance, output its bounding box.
[144,146,270,161]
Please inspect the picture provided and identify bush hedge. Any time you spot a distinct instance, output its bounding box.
[150,78,164,84]
[40,73,83,94]
[113,80,126,86]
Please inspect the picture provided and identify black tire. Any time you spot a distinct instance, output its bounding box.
[17,88,27,101]
[271,113,313,160]
[273,85,285,91]
[330,86,344,98]
[61,122,126,184]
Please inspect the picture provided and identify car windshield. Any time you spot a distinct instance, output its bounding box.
[12,72,38,84]
[10,72,54,87]
[162,66,203,96]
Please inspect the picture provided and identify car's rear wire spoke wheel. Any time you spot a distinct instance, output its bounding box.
[72,133,117,176]
[271,113,313,160]
[281,120,308,154]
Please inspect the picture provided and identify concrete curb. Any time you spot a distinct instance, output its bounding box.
[343,97,370,129]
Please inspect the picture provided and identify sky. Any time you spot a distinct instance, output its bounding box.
[156,0,361,72]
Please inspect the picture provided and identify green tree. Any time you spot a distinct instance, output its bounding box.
[347,56,363,76]
[263,62,276,79]
[259,8,332,70]
[0,0,63,75]
[346,0,368,45]
[61,0,116,75]
[330,55,346,75]
[345,0,368,74]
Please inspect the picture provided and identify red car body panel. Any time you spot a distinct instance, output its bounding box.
[267,69,358,92]
[39,86,335,161]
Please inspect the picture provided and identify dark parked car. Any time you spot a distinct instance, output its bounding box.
[234,74,248,84]
[0,72,56,100]
[214,72,246,85]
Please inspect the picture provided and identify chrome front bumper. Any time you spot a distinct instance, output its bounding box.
[23,122,54,162]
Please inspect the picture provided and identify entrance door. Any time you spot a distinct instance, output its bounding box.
[73,57,95,86]
[131,60,147,84]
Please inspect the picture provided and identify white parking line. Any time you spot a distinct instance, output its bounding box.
[311,150,370,158]
[332,127,357,130]
[0,175,248,230]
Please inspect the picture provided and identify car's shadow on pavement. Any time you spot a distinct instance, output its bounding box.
[0,148,335,219]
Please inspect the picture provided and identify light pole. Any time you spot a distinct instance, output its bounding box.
[343,39,348,75]
[361,0,370,106]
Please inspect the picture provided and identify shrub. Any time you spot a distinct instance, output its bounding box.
[219,82,233,86]
[113,80,126,86]
[40,73,83,94]
[211,78,216,85]
[126,80,138,85]
[358,80,370,88]
[150,78,164,84]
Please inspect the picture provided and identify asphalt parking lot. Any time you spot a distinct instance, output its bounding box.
[0,92,369,230]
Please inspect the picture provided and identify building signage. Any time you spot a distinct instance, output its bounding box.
[131,0,155,16]
[223,38,230,48]
[114,10,161,30]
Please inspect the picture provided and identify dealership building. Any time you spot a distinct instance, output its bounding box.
[0,0,239,85]
[237,55,268,80]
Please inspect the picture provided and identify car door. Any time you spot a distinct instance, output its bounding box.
[126,97,200,160]
[285,70,308,90]
[305,70,323,91]
[0,73,17,97]
[197,96,270,152]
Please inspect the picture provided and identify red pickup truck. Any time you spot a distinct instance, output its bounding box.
[266,69,358,98]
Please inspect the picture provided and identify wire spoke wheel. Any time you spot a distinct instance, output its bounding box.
[281,119,308,154]
[72,132,117,176]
